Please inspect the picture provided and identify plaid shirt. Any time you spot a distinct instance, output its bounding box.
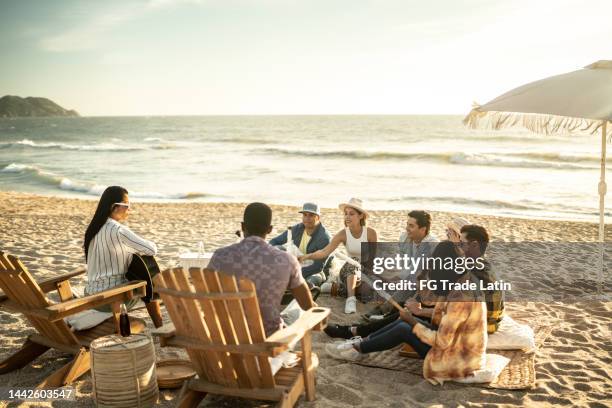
[470,259,505,334]
[208,236,304,336]
[413,290,487,385]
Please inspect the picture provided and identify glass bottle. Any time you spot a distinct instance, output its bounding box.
[119,304,131,337]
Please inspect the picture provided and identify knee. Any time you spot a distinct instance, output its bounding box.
[394,321,414,333]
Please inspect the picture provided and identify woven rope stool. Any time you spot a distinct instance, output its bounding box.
[91,333,158,408]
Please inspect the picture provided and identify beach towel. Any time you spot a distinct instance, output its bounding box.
[328,322,551,390]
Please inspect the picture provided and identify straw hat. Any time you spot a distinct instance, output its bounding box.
[339,198,369,216]
[447,216,471,235]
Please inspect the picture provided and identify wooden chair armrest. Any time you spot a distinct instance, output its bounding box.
[28,281,147,321]
[37,267,87,293]
[266,307,330,349]
[152,324,289,356]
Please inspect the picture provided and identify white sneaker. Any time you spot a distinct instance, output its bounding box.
[325,342,363,361]
[344,296,357,314]
[335,336,363,351]
[320,282,333,294]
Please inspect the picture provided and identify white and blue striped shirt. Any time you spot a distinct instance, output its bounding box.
[86,218,157,294]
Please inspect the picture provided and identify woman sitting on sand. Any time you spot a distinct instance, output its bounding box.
[300,198,377,314]
[327,240,487,385]
[83,185,162,327]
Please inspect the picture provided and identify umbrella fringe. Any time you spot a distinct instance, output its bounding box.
[463,108,612,140]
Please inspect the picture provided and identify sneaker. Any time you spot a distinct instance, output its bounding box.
[335,336,363,350]
[320,282,333,294]
[324,324,353,339]
[345,296,357,314]
[325,342,363,361]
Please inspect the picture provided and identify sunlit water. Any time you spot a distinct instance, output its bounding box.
[0,115,609,222]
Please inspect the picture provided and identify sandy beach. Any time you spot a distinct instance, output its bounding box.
[0,191,610,407]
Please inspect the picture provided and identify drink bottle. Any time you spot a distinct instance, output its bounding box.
[119,304,131,337]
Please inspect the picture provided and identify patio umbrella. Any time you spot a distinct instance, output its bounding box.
[464,60,612,243]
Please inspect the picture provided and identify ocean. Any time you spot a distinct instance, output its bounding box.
[0,115,610,222]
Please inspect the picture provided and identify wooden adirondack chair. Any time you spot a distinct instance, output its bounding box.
[0,252,147,388]
[153,267,330,408]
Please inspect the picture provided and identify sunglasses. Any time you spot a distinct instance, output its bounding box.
[114,202,131,209]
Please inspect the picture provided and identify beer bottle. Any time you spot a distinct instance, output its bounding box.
[119,304,131,337]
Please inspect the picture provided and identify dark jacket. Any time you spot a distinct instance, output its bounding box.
[269,222,332,278]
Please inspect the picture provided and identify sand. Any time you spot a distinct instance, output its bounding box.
[0,191,610,407]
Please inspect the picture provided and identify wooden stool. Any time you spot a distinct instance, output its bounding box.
[90,334,158,408]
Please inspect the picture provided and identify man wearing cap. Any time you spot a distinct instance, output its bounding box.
[270,202,332,288]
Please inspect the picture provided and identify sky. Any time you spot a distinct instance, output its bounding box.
[1,0,611,116]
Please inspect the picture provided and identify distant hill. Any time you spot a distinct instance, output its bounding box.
[0,95,79,118]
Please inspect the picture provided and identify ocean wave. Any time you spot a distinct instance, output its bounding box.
[261,147,598,170]
[261,147,447,161]
[0,163,207,200]
[448,153,596,170]
[0,138,182,152]
[222,137,275,145]
[390,195,603,215]
[505,151,599,163]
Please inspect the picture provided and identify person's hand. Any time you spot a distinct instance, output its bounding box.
[404,297,416,308]
[404,299,422,315]
[297,255,306,263]
[399,308,417,326]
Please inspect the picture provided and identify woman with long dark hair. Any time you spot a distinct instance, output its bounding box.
[84,186,162,326]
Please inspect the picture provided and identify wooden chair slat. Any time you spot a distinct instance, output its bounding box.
[217,273,262,388]
[155,269,212,382]
[189,268,244,387]
[6,255,48,306]
[202,269,253,388]
[191,268,241,387]
[1,261,66,344]
[173,268,226,384]
[5,257,78,346]
[237,277,275,388]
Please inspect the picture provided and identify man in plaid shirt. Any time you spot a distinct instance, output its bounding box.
[209,202,316,336]
[460,225,504,334]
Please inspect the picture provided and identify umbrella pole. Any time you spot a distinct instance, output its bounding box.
[598,121,607,290]
[599,121,607,243]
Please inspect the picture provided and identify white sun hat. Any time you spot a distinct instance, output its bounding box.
[338,198,369,216]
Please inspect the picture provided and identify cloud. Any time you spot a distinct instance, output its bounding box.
[39,0,203,52]
[39,3,142,52]
[148,0,205,8]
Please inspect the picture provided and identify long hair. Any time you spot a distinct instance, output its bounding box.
[84,186,128,260]
[427,240,465,297]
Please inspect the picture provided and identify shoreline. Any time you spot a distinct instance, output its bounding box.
[1,190,608,229]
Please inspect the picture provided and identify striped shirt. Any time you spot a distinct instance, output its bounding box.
[86,218,157,294]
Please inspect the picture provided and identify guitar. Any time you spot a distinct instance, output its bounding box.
[125,254,160,303]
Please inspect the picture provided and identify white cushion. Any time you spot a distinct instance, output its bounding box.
[269,351,300,376]
[65,309,112,331]
[454,353,510,383]
[487,315,536,352]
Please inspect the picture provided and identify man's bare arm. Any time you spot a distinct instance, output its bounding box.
[291,282,315,310]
